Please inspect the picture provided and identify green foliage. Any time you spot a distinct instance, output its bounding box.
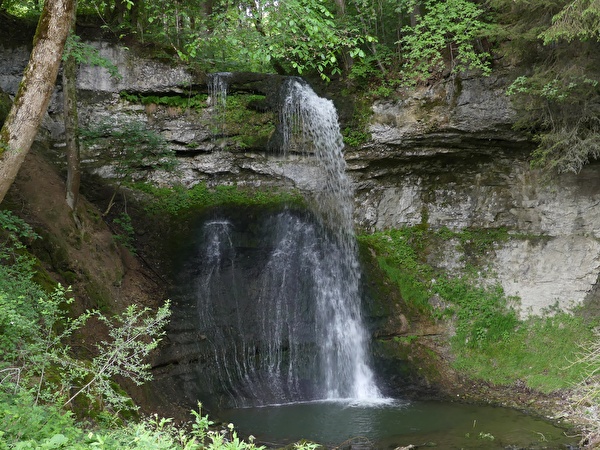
[64,34,121,79]
[342,127,370,147]
[507,74,600,104]
[397,0,494,83]
[0,209,39,246]
[531,117,600,174]
[0,0,41,19]
[0,390,83,449]
[1,274,171,411]
[540,0,600,43]
[359,225,593,392]
[506,70,600,174]
[62,301,171,410]
[453,312,595,391]
[490,0,600,175]
[175,0,371,81]
[341,96,372,147]
[118,92,275,149]
[113,213,136,254]
[135,182,303,217]
[0,210,171,414]
[120,92,209,110]
[219,95,275,148]
[0,392,274,450]
[0,210,44,363]
[436,278,519,349]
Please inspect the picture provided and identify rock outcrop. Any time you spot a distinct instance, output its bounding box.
[350,76,600,316]
[2,39,599,317]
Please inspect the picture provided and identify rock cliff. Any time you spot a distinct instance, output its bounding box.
[2,39,599,318]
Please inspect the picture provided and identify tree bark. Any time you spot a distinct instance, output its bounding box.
[334,0,346,16]
[0,0,75,204]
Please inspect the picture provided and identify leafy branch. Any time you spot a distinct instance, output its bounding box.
[396,0,493,84]
[63,33,121,79]
[63,301,171,409]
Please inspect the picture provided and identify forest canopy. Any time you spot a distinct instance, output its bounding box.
[1,0,599,171]
[0,0,595,82]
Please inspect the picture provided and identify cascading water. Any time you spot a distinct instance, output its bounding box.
[191,78,381,406]
[278,78,382,401]
[207,72,231,139]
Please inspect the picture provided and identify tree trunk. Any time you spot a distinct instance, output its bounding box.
[130,0,141,30]
[410,3,422,27]
[0,0,75,204]
[64,6,80,211]
[203,0,214,17]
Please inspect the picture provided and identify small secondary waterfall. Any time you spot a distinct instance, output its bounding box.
[191,77,381,406]
[207,72,231,138]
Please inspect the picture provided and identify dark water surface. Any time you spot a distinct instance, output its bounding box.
[219,399,576,449]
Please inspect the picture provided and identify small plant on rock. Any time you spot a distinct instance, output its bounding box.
[80,118,177,215]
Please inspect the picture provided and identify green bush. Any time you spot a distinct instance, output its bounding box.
[397,0,493,83]
[0,393,270,450]
[113,213,136,254]
[0,209,171,416]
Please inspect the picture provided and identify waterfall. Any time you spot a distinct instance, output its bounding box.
[278,79,381,400]
[190,78,381,406]
[207,72,231,139]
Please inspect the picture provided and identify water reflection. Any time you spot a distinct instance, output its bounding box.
[219,399,575,449]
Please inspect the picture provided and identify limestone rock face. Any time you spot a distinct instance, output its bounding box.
[347,74,600,316]
[0,87,11,126]
[77,42,195,94]
[494,237,600,314]
[1,39,599,317]
[0,43,31,95]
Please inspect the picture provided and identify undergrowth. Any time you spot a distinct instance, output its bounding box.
[359,226,596,393]
[120,92,210,109]
[0,391,271,450]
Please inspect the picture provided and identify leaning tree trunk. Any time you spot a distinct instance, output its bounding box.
[0,0,75,204]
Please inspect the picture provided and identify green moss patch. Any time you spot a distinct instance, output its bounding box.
[133,182,303,218]
[119,91,276,149]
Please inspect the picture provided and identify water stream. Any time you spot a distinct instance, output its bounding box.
[219,400,574,449]
[189,78,381,405]
[278,79,381,401]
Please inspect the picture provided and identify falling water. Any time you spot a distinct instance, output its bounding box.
[207,72,231,139]
[192,78,381,406]
[278,79,382,400]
